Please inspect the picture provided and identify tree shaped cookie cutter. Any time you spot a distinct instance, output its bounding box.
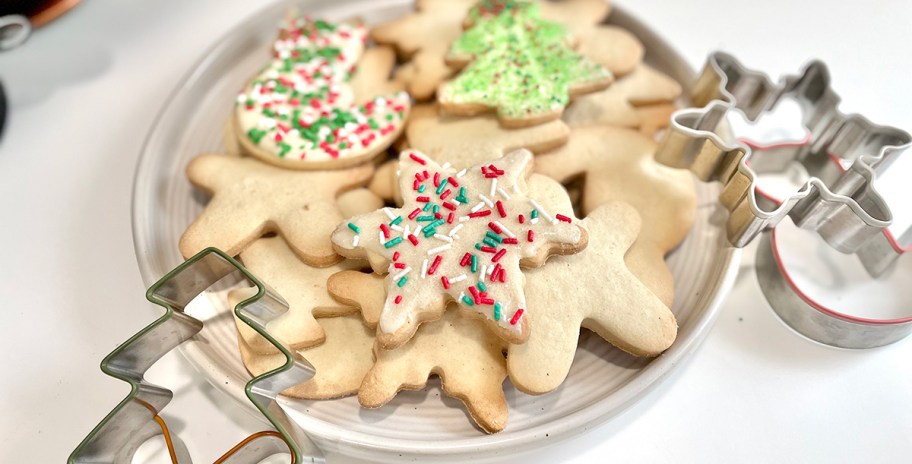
[655,51,910,277]
[69,247,324,463]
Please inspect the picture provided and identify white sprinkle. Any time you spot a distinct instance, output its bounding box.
[480,264,488,279]
[396,169,401,177]
[490,178,498,197]
[448,223,464,237]
[494,221,516,238]
[383,207,396,220]
[498,187,512,200]
[434,233,453,243]
[453,234,461,240]
[391,225,404,232]
[421,259,429,279]
[552,218,560,225]
[393,266,412,281]
[352,235,360,247]
[488,265,495,277]
[531,217,540,225]
[427,244,452,255]
[512,184,520,194]
[379,231,387,245]
[441,162,452,170]
[471,202,485,213]
[530,199,555,224]
[404,224,411,237]
[459,216,471,222]
[479,194,494,208]
[449,274,467,284]
[458,291,466,302]
[457,168,468,178]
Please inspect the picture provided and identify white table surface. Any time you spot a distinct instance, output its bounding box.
[2,0,911,462]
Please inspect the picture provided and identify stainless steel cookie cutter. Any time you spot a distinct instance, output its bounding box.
[655,51,910,277]
[656,52,911,348]
[69,247,325,463]
[756,228,912,349]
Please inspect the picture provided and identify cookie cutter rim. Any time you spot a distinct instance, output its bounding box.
[756,228,912,349]
[69,247,325,463]
[655,51,911,271]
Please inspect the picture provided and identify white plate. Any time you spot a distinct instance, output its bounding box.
[131,1,740,461]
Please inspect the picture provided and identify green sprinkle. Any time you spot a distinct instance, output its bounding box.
[390,216,403,226]
[531,209,539,219]
[471,254,478,273]
[475,243,483,250]
[278,142,292,158]
[386,114,394,121]
[483,238,497,248]
[416,215,435,222]
[494,302,502,321]
[347,223,361,234]
[486,231,503,243]
[478,281,487,292]
[418,184,426,193]
[436,178,449,195]
[424,229,436,238]
[462,295,475,306]
[384,237,403,248]
[422,202,434,211]
[422,219,445,233]
[247,128,267,145]
[433,204,439,214]
[397,276,408,287]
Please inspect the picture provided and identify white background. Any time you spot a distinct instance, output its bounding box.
[1,0,911,462]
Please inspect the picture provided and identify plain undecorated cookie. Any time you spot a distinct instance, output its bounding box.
[507,202,677,394]
[179,153,373,265]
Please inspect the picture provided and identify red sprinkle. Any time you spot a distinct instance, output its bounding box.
[495,200,507,218]
[510,308,524,325]
[492,249,507,262]
[416,196,431,203]
[503,237,519,245]
[527,230,534,242]
[469,286,481,304]
[518,214,525,224]
[394,262,406,269]
[393,251,400,261]
[408,234,419,246]
[408,208,421,220]
[441,276,450,289]
[435,212,444,220]
[439,189,452,200]
[488,222,503,234]
[498,269,506,283]
[409,153,426,165]
[380,223,391,239]
[413,179,421,191]
[428,255,442,275]
[484,173,499,178]
[480,297,496,305]
[480,246,497,253]
[422,170,430,180]
[556,214,572,223]
[394,295,403,304]
[447,212,455,224]
[491,263,502,280]
[469,210,492,218]
[433,172,441,187]
[442,201,457,211]
[460,253,472,266]
[448,177,459,187]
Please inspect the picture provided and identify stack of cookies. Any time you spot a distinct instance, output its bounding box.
[179,0,696,434]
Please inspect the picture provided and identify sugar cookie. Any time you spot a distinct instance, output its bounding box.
[332,149,587,347]
[179,153,373,265]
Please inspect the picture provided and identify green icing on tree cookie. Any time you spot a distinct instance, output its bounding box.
[440,0,611,122]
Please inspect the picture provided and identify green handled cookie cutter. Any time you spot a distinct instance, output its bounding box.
[69,247,325,463]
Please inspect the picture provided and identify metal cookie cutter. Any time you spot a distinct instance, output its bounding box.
[69,247,325,463]
[656,52,909,271]
[656,52,911,348]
